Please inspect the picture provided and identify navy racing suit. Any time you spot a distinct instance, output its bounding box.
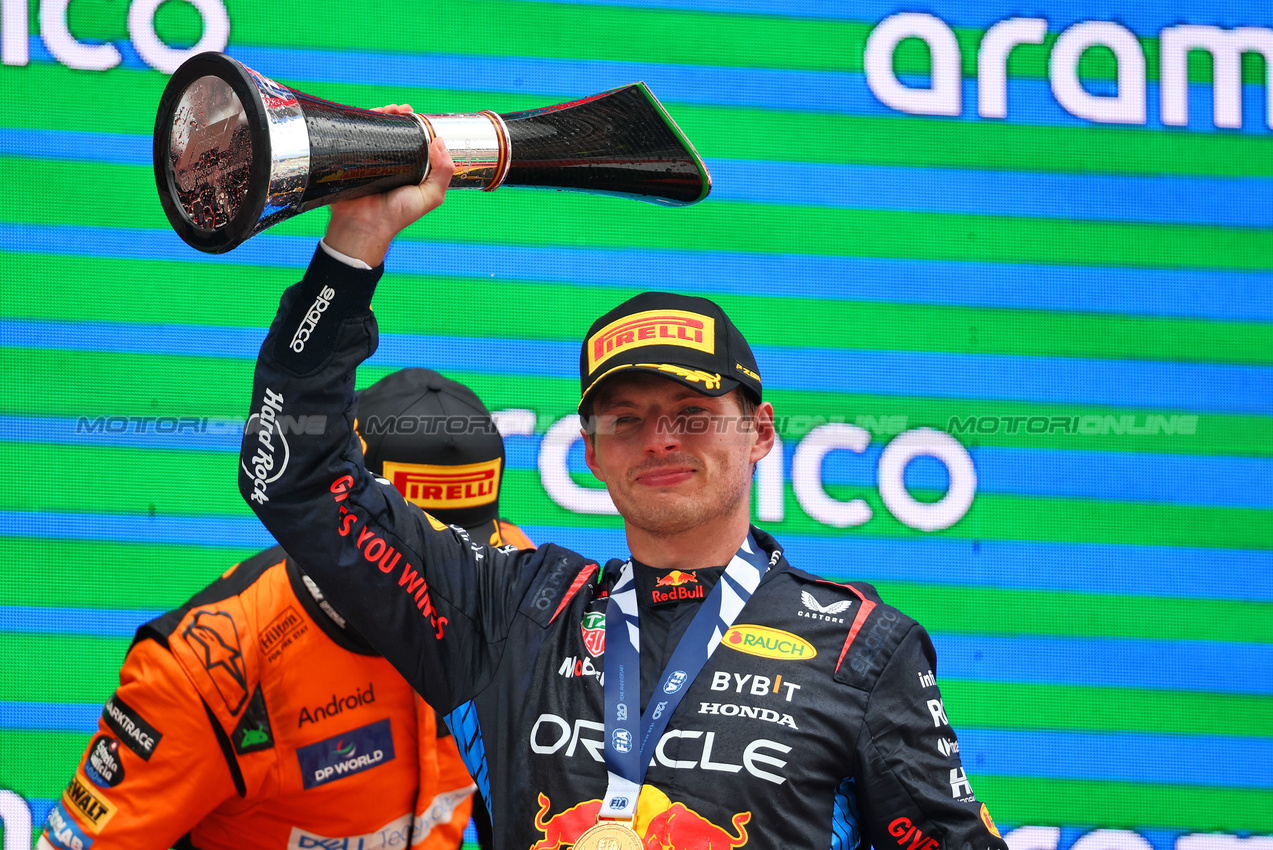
[239,246,1010,850]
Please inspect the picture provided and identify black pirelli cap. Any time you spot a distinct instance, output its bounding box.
[578,291,762,414]
[355,369,506,541]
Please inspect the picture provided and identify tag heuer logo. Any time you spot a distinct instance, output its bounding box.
[581,611,605,657]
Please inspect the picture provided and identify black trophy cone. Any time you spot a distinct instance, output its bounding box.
[154,52,711,254]
[501,83,710,206]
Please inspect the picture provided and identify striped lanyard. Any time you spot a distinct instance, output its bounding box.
[599,533,770,821]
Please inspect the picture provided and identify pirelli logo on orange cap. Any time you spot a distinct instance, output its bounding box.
[587,309,715,373]
[385,459,501,510]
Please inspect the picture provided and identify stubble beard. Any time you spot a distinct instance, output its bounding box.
[611,454,752,539]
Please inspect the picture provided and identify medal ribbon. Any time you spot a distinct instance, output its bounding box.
[599,533,771,821]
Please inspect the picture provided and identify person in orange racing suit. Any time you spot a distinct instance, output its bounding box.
[39,368,532,850]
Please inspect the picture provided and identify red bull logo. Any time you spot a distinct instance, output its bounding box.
[650,570,705,605]
[980,804,1001,839]
[654,570,698,587]
[530,794,603,849]
[384,458,501,510]
[530,789,751,849]
[644,802,750,849]
[586,309,715,372]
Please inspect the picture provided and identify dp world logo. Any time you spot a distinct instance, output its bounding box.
[297,718,395,789]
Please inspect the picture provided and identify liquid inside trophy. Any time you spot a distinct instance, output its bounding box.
[153,52,712,254]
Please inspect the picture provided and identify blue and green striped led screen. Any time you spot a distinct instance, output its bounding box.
[1,0,1271,847]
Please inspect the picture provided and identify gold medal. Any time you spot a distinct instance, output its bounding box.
[574,820,643,850]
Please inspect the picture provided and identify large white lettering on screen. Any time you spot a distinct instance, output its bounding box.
[864,11,1273,129]
[536,415,976,532]
[1,0,229,72]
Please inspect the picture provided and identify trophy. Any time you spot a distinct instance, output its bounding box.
[153,52,712,254]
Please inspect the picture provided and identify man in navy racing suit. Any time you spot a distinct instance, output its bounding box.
[239,123,1009,850]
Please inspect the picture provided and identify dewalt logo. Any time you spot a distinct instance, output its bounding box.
[62,773,118,833]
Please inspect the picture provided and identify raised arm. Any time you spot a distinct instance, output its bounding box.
[237,129,546,712]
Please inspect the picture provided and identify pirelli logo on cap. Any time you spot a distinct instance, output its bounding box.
[587,309,715,373]
[386,459,501,509]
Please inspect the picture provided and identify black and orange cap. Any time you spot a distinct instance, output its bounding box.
[356,369,507,543]
[578,291,762,414]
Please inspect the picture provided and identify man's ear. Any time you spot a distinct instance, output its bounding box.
[749,402,776,464]
[582,428,606,483]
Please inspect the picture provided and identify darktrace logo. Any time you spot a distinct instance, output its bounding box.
[101,693,162,761]
[297,717,396,789]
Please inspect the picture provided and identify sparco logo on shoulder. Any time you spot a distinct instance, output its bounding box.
[532,557,574,611]
[243,388,288,504]
[849,609,900,676]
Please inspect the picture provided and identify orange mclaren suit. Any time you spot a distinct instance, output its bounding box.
[40,528,532,850]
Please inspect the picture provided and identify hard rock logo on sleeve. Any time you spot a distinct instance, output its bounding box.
[101,693,162,761]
